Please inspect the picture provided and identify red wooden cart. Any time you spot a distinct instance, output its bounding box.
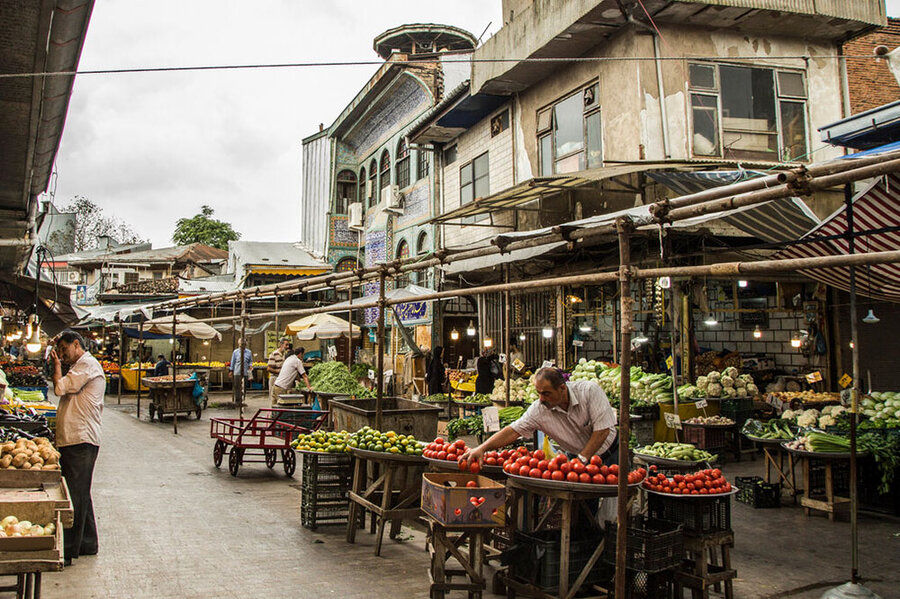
[209,408,328,477]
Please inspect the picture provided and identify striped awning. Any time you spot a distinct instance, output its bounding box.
[648,170,819,242]
[774,174,900,302]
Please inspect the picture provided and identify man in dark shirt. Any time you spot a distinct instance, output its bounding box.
[152,355,170,377]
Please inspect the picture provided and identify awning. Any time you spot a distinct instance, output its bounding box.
[0,272,80,336]
[648,170,820,242]
[326,284,445,311]
[774,173,900,302]
[141,314,222,340]
[246,267,330,276]
[284,313,361,339]
[441,242,568,275]
[72,302,154,324]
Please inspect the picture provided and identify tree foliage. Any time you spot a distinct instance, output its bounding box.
[55,196,145,252]
[172,205,240,250]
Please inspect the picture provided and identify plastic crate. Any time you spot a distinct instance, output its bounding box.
[720,398,753,424]
[626,569,674,599]
[631,404,659,421]
[734,476,781,508]
[808,459,850,497]
[682,424,728,451]
[604,518,684,573]
[858,457,900,516]
[647,493,731,537]
[509,529,606,591]
[299,452,353,530]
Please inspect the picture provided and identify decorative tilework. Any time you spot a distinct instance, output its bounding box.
[330,216,359,247]
[347,77,430,158]
[397,181,430,226]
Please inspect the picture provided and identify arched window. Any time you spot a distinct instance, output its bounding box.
[368,159,378,208]
[335,170,356,214]
[416,149,430,181]
[379,149,391,192]
[396,139,410,189]
[358,166,366,205]
[336,257,359,273]
[395,239,409,288]
[416,231,429,255]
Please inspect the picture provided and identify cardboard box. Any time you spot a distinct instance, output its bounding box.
[421,472,505,527]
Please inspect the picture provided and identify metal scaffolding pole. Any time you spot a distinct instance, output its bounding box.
[240,297,247,418]
[504,266,511,406]
[171,311,178,435]
[347,283,354,369]
[117,322,123,405]
[137,318,144,419]
[376,270,386,431]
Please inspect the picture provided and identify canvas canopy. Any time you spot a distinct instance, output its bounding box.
[142,314,222,340]
[284,313,361,339]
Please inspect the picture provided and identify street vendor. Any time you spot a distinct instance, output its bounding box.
[49,330,104,566]
[152,354,170,377]
[266,336,291,406]
[271,347,312,404]
[461,366,618,466]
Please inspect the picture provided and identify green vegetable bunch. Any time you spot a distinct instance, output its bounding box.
[308,361,371,396]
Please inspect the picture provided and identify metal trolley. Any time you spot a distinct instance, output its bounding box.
[209,408,328,477]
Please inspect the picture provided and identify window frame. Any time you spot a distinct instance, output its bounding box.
[368,159,378,208]
[537,82,602,176]
[688,61,809,162]
[358,166,367,206]
[459,151,490,225]
[416,149,430,181]
[395,140,410,189]
[395,239,410,288]
[379,150,391,192]
[334,170,357,215]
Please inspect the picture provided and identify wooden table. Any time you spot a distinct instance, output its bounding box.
[745,436,800,503]
[346,448,426,556]
[787,448,853,520]
[425,515,491,599]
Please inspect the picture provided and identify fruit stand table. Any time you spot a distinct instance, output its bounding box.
[500,474,640,599]
[744,436,800,503]
[141,376,201,422]
[782,446,853,520]
[346,447,426,556]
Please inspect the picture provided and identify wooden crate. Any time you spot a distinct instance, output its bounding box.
[0,502,63,574]
[0,470,73,527]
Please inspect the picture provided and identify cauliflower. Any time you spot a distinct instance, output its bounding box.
[720,375,735,389]
[738,374,753,384]
[723,386,737,398]
[796,409,820,428]
[818,414,837,428]
[723,366,739,379]
[707,371,721,383]
[781,409,797,420]
[734,378,746,389]
[736,387,748,398]
[696,376,709,390]
[707,382,723,397]
[831,405,847,418]
[746,383,759,396]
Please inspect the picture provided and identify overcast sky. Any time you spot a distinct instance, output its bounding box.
[52,0,899,249]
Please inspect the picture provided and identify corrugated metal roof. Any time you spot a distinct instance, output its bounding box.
[228,241,332,272]
[68,243,226,265]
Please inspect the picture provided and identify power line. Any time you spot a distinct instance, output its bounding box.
[0,54,881,79]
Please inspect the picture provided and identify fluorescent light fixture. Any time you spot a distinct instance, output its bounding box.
[703,313,718,326]
[738,280,749,288]
[579,321,592,332]
[790,334,802,348]
[542,327,553,339]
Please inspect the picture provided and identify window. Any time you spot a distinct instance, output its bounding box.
[358,166,366,204]
[415,231,429,285]
[537,83,601,175]
[444,144,457,165]
[152,272,162,280]
[379,149,391,192]
[395,140,410,189]
[336,257,359,273]
[490,110,509,137]
[460,152,490,224]
[124,272,139,284]
[689,63,808,161]
[395,239,410,288]
[368,159,377,208]
[334,170,356,214]
[416,149,430,180]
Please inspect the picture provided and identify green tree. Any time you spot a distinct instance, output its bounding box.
[172,205,240,250]
[56,196,145,251]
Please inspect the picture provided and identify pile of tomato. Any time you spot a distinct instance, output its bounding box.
[641,468,732,495]
[424,438,482,474]
[500,447,646,485]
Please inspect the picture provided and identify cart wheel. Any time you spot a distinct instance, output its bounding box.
[229,447,243,477]
[264,449,277,469]
[282,449,296,477]
[213,441,226,468]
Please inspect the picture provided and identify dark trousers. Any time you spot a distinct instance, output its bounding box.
[60,443,99,559]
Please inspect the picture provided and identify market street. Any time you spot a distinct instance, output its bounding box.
[37,392,899,599]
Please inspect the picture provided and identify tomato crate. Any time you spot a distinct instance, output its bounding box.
[734,476,781,508]
[509,528,606,592]
[421,473,505,527]
[647,493,732,537]
[603,518,684,573]
[682,424,728,451]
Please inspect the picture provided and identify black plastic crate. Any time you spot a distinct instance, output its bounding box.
[627,569,674,599]
[299,452,353,530]
[720,398,753,424]
[647,494,731,536]
[735,476,781,508]
[509,529,606,592]
[604,518,684,573]
[301,501,351,530]
[808,459,850,497]
[631,404,660,421]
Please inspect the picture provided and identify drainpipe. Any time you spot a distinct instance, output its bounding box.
[838,44,852,119]
[652,33,671,159]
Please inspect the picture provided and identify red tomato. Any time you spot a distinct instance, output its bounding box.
[723,482,732,492]
[592,473,606,484]
[673,487,682,494]
[528,458,540,469]
[572,461,586,475]
[542,470,553,480]
[700,488,708,494]
[590,455,603,467]
[609,464,619,475]
[519,465,531,477]
[548,462,559,472]
[529,468,542,478]
[469,461,481,474]
[454,508,461,515]
[518,446,529,455]
[566,471,579,483]
[551,470,565,481]
[560,463,572,475]
[606,474,618,484]
[435,437,444,445]
[437,451,447,460]
[485,457,497,465]
[579,473,591,484]
[674,474,685,483]
[691,489,700,495]
[537,460,549,471]
[455,439,466,449]
[500,450,510,459]
[533,450,546,460]
[585,464,599,476]
[466,480,478,488]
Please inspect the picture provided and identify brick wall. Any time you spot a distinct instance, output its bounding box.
[844,17,900,114]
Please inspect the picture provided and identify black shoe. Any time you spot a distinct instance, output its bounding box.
[80,548,98,556]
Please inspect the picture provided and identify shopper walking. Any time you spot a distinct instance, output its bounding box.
[228,338,253,405]
[49,330,105,566]
[267,337,291,406]
[426,346,446,396]
[271,347,312,404]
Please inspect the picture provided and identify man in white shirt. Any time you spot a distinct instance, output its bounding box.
[50,330,105,566]
[271,347,312,404]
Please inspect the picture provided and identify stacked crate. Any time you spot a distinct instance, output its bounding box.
[299,452,353,530]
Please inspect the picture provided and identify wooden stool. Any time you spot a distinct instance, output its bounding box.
[797,454,850,520]
[346,449,425,556]
[673,531,735,599]
[425,517,488,599]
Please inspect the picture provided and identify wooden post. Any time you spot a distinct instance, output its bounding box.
[240,297,247,418]
[556,286,565,368]
[503,266,510,407]
[274,293,279,338]
[171,310,178,435]
[845,183,860,584]
[347,283,354,369]
[137,318,144,419]
[614,217,634,599]
[117,322,123,405]
[376,270,386,431]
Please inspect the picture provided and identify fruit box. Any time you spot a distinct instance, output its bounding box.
[421,473,505,527]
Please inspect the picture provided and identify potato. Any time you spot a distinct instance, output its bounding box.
[28,455,43,467]
[33,437,49,446]
[1,443,14,454]
[24,441,37,452]
[29,464,41,470]
[45,455,58,466]
[41,464,59,471]
[14,440,26,449]
[0,456,12,469]
[11,454,27,469]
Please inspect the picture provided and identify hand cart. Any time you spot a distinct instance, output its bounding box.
[209,408,328,477]
[142,377,204,422]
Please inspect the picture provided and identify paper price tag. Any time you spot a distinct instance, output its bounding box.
[541,360,554,369]
[481,406,500,432]
[327,345,337,358]
[384,370,393,380]
[666,355,674,370]
[572,339,584,347]
[805,371,822,384]
[498,353,507,364]
[368,369,375,380]
[664,413,682,430]
[839,373,852,388]
[695,399,708,409]
[512,358,525,372]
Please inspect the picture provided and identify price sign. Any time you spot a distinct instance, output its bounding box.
[368,369,375,380]
[805,371,823,384]
[512,358,525,372]
[666,355,674,370]
[384,369,393,380]
[572,339,584,347]
[541,360,554,369]
[695,399,708,409]
[481,406,500,432]
[839,373,853,388]
[498,353,507,364]
[327,345,337,358]
[664,413,682,430]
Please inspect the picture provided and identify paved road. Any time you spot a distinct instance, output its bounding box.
[40,393,899,598]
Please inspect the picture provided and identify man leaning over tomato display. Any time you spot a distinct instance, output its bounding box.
[461,367,618,469]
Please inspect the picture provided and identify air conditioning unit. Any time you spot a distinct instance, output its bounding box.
[365,179,373,199]
[348,202,364,230]
[383,185,404,213]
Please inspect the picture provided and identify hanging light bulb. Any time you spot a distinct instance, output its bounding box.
[542,327,553,339]
[790,333,802,348]
[862,309,880,324]
[25,315,41,354]
[738,280,749,288]
[753,325,762,339]
[168,338,175,345]
[703,313,718,326]
[849,339,856,350]
[25,320,32,338]
[203,340,210,346]
[466,321,476,337]
[632,332,649,345]
[579,320,591,332]
[566,294,583,304]
[483,337,493,348]
[518,332,526,341]
[450,329,459,341]
[658,276,671,289]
